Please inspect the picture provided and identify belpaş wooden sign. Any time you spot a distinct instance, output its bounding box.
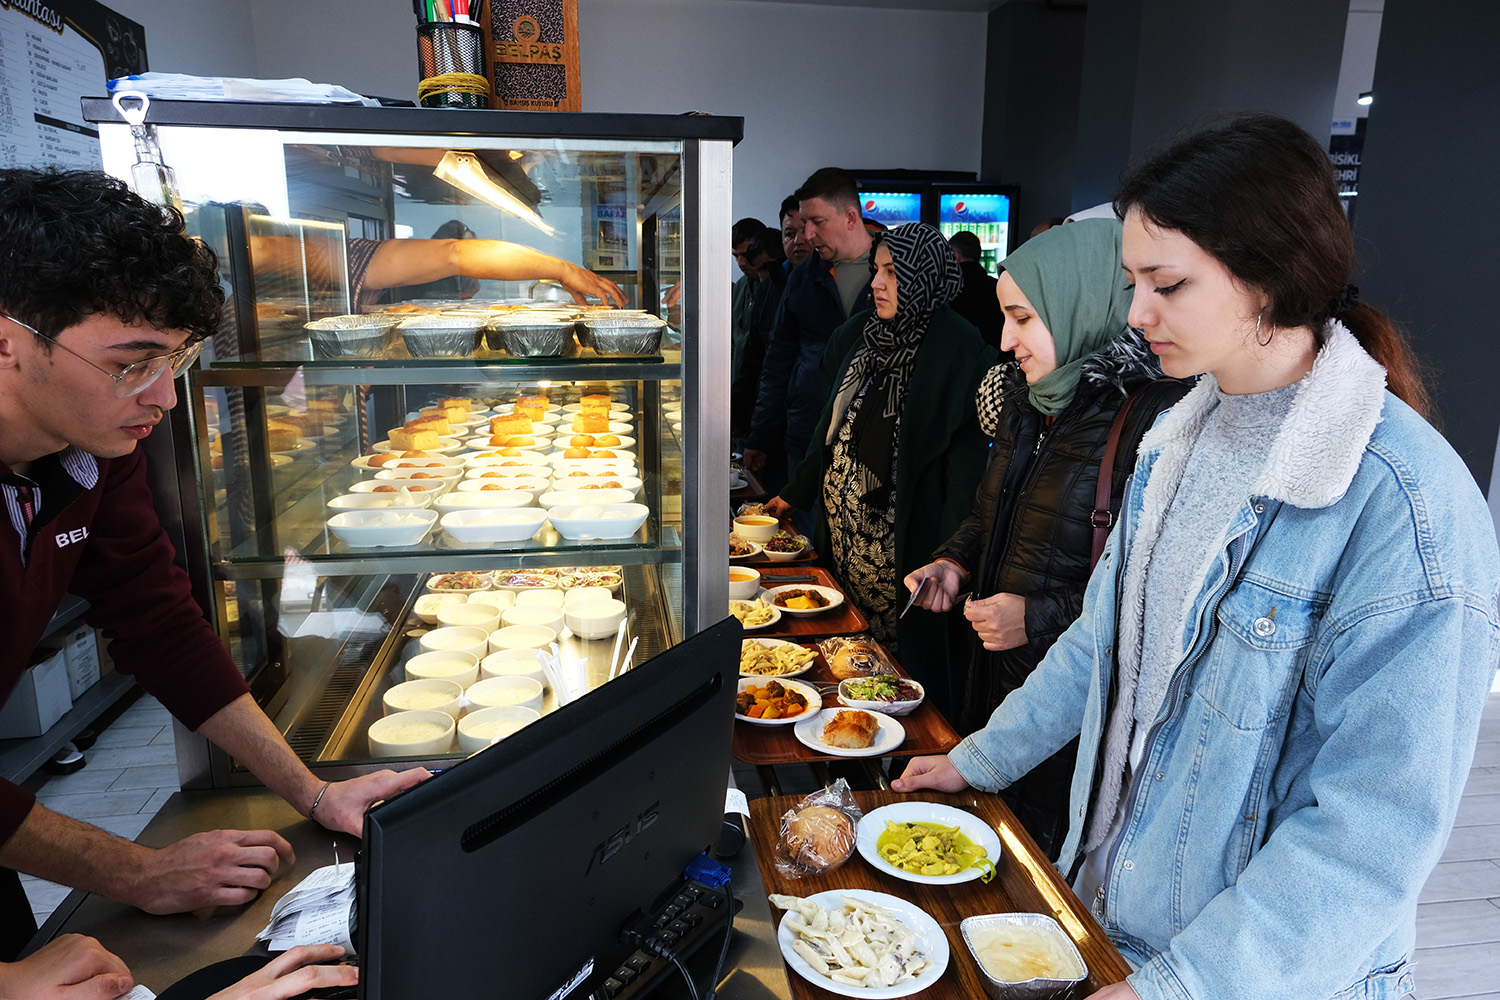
[481,0,580,112]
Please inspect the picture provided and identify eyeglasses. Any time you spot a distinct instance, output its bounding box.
[2,314,203,398]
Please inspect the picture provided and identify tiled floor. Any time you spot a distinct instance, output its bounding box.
[23,688,1500,997]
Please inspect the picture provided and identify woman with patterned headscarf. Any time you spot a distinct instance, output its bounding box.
[765,222,996,715]
[903,218,1190,858]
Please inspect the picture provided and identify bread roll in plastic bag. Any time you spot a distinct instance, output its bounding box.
[817,635,897,680]
[775,778,863,878]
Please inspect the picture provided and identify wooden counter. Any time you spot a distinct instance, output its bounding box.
[748,790,1131,998]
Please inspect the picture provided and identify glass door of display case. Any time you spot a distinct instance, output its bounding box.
[86,99,739,786]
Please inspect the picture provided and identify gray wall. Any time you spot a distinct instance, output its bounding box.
[1072,0,1347,211]
[1353,0,1500,493]
[981,1,1088,233]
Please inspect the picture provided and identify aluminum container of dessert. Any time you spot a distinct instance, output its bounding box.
[581,316,666,356]
[959,913,1088,1000]
[305,315,394,359]
[398,315,481,358]
[488,318,578,358]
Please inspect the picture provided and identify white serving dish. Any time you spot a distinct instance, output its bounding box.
[462,464,554,480]
[488,624,557,653]
[465,675,545,713]
[465,450,549,468]
[563,597,627,640]
[479,648,549,686]
[855,802,1003,886]
[436,603,502,634]
[501,604,565,634]
[439,507,549,543]
[838,676,926,717]
[382,678,464,718]
[414,592,469,624]
[538,488,636,508]
[432,491,537,514]
[547,502,650,540]
[728,567,762,600]
[457,705,541,753]
[347,478,447,498]
[734,676,820,726]
[774,890,949,999]
[405,648,481,687]
[424,572,493,594]
[764,584,845,616]
[414,630,488,667]
[327,508,437,547]
[732,514,780,543]
[327,491,433,512]
[369,710,455,756]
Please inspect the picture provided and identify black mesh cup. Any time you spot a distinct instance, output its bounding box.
[417,22,489,109]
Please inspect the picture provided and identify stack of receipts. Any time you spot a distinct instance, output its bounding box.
[256,861,358,954]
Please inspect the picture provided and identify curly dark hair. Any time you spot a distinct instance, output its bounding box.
[0,167,223,344]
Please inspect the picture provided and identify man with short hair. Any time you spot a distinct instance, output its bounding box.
[778,195,812,270]
[743,169,875,493]
[947,230,1006,354]
[730,216,767,400]
[0,168,425,969]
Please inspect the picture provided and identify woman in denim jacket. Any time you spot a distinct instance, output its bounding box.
[895,114,1500,1000]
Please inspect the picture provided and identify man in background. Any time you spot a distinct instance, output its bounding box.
[778,195,813,270]
[732,226,788,438]
[743,168,874,497]
[730,216,767,411]
[947,230,1006,355]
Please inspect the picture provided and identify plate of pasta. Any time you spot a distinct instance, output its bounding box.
[855,802,1002,885]
[729,599,781,631]
[739,638,817,678]
[770,890,948,997]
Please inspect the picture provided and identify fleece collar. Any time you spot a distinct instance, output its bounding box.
[1136,322,1387,510]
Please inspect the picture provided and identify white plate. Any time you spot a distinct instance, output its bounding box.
[774,889,949,999]
[271,437,316,456]
[729,472,748,490]
[370,436,464,454]
[562,401,631,413]
[764,584,845,616]
[739,638,817,679]
[730,539,764,560]
[855,802,1003,885]
[794,708,905,757]
[466,450,550,467]
[735,676,821,726]
[730,599,780,631]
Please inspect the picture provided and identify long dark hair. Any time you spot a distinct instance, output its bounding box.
[1114,113,1432,419]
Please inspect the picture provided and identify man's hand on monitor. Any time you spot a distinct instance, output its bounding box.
[207,944,357,1000]
[128,829,295,914]
[312,768,433,836]
[0,933,133,1000]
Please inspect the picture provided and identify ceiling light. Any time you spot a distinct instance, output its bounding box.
[434,151,555,237]
[1357,91,1373,106]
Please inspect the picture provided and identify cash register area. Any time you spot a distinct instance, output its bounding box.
[18,685,1500,998]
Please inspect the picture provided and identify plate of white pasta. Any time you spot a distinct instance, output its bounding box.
[769,890,948,997]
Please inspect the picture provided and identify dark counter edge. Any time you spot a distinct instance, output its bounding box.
[82,98,744,143]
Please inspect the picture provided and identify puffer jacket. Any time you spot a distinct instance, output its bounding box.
[934,331,1189,854]
[951,325,1500,1000]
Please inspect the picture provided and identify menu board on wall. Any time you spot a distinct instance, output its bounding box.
[0,0,147,170]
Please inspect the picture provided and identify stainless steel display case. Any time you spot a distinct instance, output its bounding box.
[85,99,740,787]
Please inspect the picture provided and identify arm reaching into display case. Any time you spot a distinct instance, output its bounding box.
[362,236,628,307]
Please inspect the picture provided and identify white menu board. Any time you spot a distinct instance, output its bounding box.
[0,0,147,170]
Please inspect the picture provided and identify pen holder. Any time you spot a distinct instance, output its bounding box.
[417,21,489,109]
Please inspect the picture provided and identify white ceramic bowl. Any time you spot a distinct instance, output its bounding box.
[549,457,639,475]
[465,450,549,468]
[837,676,926,717]
[564,597,628,640]
[425,572,492,594]
[327,491,433,512]
[547,502,650,541]
[732,514,780,543]
[432,491,537,514]
[502,604,565,634]
[467,433,550,451]
[762,533,811,562]
[466,675,545,713]
[514,589,565,608]
[436,603,502,634]
[538,488,636,508]
[405,648,481,687]
[440,507,549,544]
[327,508,437,547]
[382,678,464,718]
[564,586,614,608]
[480,648,549,686]
[368,437,464,456]
[728,566,762,600]
[547,475,643,497]
[368,710,455,756]
[462,464,554,480]
[414,592,468,624]
[415,629,488,666]
[374,463,463,482]
[347,478,446,498]
[488,624,557,653]
[458,476,551,494]
[467,590,516,612]
[457,705,541,753]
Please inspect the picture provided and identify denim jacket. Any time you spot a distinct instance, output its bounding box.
[951,326,1500,1000]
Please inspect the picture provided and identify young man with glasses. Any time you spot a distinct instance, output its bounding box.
[0,168,417,993]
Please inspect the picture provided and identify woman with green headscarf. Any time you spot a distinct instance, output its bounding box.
[904,218,1190,859]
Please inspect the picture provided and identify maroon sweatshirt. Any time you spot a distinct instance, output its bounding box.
[1,446,249,844]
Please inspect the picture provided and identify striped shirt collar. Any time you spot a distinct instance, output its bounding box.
[3,446,101,562]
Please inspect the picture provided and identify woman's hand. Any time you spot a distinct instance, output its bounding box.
[207,945,357,1000]
[903,560,968,612]
[762,496,796,523]
[0,934,133,1000]
[964,592,1028,651]
[890,756,971,794]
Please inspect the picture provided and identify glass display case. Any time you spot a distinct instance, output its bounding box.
[84,99,740,786]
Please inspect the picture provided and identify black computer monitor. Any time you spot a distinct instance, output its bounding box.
[355,617,740,1000]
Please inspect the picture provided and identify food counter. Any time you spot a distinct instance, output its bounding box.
[48,784,1127,998]
[81,99,740,787]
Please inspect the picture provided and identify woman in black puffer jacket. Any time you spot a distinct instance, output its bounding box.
[904,219,1189,858]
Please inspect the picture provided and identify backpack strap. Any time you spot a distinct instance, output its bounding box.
[1090,387,1146,569]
